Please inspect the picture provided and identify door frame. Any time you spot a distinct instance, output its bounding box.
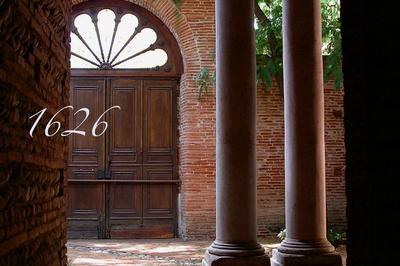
[68,0,183,238]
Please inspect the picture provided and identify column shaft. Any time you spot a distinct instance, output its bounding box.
[271,0,342,265]
[215,0,257,245]
[282,0,327,244]
[203,0,269,265]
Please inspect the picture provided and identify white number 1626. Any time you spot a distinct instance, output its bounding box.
[28,106,121,137]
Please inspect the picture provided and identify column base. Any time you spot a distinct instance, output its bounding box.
[202,241,270,266]
[271,249,342,266]
[203,250,270,266]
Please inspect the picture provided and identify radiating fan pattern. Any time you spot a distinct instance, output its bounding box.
[70,9,168,69]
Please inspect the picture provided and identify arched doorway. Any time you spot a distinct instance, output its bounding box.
[67,0,183,239]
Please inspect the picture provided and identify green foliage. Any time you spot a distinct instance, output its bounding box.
[172,0,343,99]
[172,0,183,18]
[327,228,346,247]
[255,0,283,90]
[172,0,183,8]
[194,68,215,100]
[277,228,346,247]
[255,0,283,56]
[256,55,283,91]
[321,0,342,89]
[277,228,286,241]
[255,0,342,90]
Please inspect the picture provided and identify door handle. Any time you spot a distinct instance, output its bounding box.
[96,169,112,179]
[96,169,105,179]
[104,169,112,180]
[105,155,112,179]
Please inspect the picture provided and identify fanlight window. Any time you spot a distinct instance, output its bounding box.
[70,9,168,69]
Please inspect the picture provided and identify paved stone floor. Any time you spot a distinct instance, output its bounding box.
[67,238,347,265]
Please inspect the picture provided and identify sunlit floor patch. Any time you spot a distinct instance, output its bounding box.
[67,238,347,266]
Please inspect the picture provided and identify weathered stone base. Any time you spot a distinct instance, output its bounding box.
[202,250,270,266]
[271,249,343,266]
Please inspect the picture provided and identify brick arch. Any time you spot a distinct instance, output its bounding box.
[70,0,215,239]
[71,0,201,73]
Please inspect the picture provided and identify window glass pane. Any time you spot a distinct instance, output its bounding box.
[114,28,157,63]
[74,14,101,59]
[71,54,98,68]
[70,33,99,68]
[116,49,168,69]
[109,14,139,62]
[97,9,116,60]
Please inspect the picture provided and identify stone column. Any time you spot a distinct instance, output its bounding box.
[202,1,269,265]
[271,0,342,265]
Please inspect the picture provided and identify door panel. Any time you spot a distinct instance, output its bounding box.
[143,166,175,216]
[141,80,177,239]
[109,79,142,165]
[139,166,176,238]
[69,80,105,164]
[67,79,106,239]
[107,79,143,237]
[108,168,143,238]
[143,80,176,164]
[109,168,142,217]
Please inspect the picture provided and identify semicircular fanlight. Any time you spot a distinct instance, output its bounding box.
[70,9,168,70]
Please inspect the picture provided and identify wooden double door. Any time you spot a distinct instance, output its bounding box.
[67,77,178,239]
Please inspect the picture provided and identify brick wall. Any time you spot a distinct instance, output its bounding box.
[0,0,70,264]
[324,81,346,230]
[69,0,346,239]
[256,81,346,236]
[160,0,345,238]
[256,82,285,236]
